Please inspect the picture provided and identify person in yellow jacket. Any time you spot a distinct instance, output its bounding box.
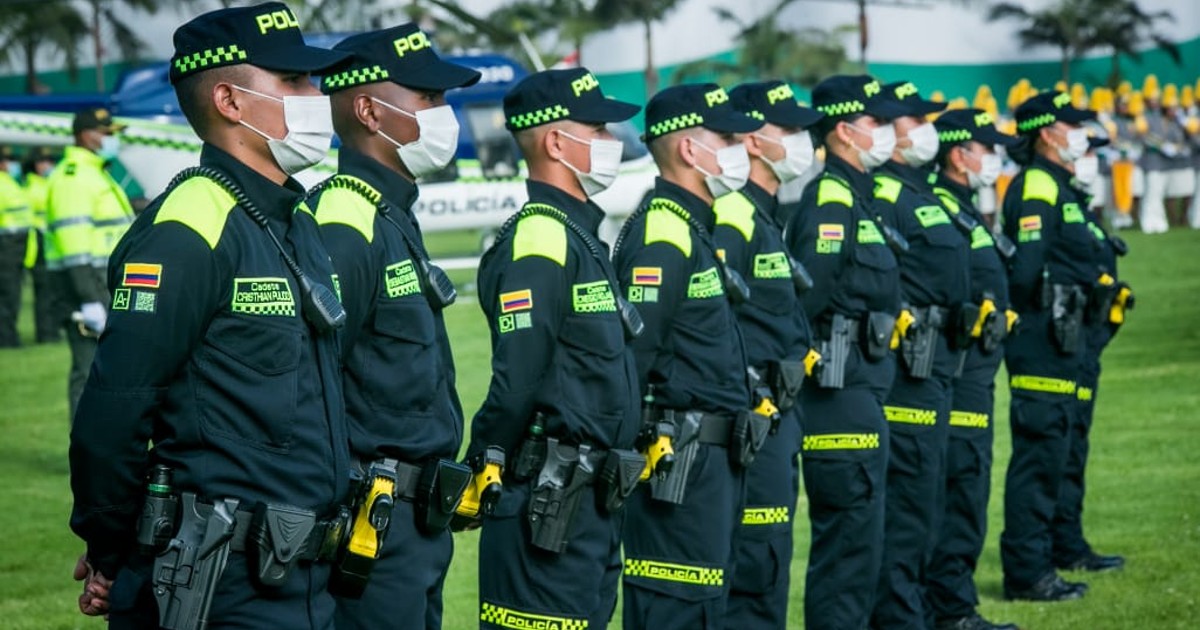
[0,145,32,348]
[22,147,61,343]
[45,108,134,419]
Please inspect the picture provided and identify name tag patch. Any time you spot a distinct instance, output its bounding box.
[232,277,295,317]
[385,259,421,298]
[573,280,616,313]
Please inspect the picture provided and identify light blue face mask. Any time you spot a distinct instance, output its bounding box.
[98,135,121,160]
[6,163,21,180]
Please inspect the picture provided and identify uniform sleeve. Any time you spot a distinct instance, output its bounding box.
[68,221,225,576]
[47,175,104,301]
[615,241,690,394]
[1002,189,1056,309]
[319,222,377,356]
[785,197,851,320]
[468,253,568,458]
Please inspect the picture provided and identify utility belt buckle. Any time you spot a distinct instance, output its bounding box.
[248,502,318,589]
[415,458,472,535]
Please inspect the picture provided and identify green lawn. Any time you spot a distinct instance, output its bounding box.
[1,229,1198,629]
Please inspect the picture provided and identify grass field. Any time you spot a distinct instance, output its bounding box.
[1,228,1198,629]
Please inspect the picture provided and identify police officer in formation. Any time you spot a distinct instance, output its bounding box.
[784,75,902,630]
[309,25,480,630]
[0,145,30,348]
[717,81,822,629]
[469,68,643,629]
[70,2,353,625]
[927,109,1020,630]
[21,146,62,344]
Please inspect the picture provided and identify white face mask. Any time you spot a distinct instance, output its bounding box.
[1055,126,1090,163]
[557,130,624,197]
[98,135,121,160]
[235,85,333,175]
[848,122,896,169]
[373,100,460,178]
[967,152,1003,190]
[693,139,750,198]
[1073,154,1100,188]
[899,122,939,166]
[757,131,814,183]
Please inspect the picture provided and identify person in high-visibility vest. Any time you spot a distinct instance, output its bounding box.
[22,146,62,343]
[44,107,135,419]
[0,145,32,348]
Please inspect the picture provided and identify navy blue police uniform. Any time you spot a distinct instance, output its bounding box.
[925,109,1021,630]
[718,80,823,630]
[1050,138,1130,574]
[68,5,353,627]
[869,82,972,630]
[309,25,481,630]
[999,92,1105,601]
[468,68,644,630]
[783,75,903,630]
[613,83,758,630]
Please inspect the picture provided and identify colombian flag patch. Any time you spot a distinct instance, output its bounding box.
[1019,215,1042,231]
[632,267,662,286]
[122,263,162,289]
[500,289,533,313]
[818,223,845,240]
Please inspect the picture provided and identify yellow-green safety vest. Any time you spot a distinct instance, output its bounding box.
[45,145,134,270]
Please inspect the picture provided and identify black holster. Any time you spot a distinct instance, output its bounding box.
[730,409,772,468]
[900,307,941,379]
[954,302,981,351]
[650,411,703,504]
[415,459,473,535]
[765,359,805,412]
[1086,282,1118,325]
[1051,284,1087,354]
[151,493,239,630]
[980,309,1007,353]
[817,314,854,389]
[597,449,647,514]
[249,503,317,589]
[528,439,595,553]
[864,311,896,362]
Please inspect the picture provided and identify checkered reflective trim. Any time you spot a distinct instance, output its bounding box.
[508,105,571,129]
[817,99,865,117]
[802,432,881,451]
[323,65,390,91]
[746,110,765,121]
[949,410,989,428]
[479,602,587,629]
[1018,113,1057,132]
[885,406,938,425]
[938,129,973,143]
[742,506,789,525]
[173,45,248,76]
[624,558,724,586]
[647,112,704,138]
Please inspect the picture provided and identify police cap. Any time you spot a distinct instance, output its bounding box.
[643,83,763,142]
[169,1,350,84]
[933,108,1017,148]
[73,107,126,134]
[322,24,481,94]
[728,81,823,129]
[1014,91,1096,134]
[882,81,947,117]
[812,75,906,123]
[503,68,640,132]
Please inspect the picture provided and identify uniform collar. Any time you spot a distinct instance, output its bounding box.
[337,148,419,212]
[525,179,606,235]
[824,153,874,200]
[741,179,778,221]
[653,176,716,230]
[1031,153,1073,182]
[199,144,305,222]
[933,171,974,205]
[64,145,105,168]
[878,160,928,189]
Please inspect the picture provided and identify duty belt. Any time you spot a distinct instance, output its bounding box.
[197,500,343,563]
[660,409,734,447]
[350,457,425,501]
[911,304,951,330]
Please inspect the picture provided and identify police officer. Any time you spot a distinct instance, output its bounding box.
[926,108,1020,630]
[45,107,134,417]
[469,68,642,629]
[783,75,902,630]
[22,147,62,343]
[1051,135,1129,575]
[69,3,353,626]
[869,81,971,630]
[307,25,480,630]
[0,146,30,347]
[1000,91,1104,601]
[719,80,823,629]
[613,83,759,629]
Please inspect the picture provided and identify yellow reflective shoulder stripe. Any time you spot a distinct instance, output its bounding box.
[802,432,880,451]
[1010,374,1077,395]
[1022,168,1059,206]
[742,506,789,525]
[624,558,724,586]
[513,211,567,266]
[154,176,236,250]
[314,186,376,243]
[932,187,960,214]
[479,602,588,630]
[884,406,938,425]
[713,190,756,242]
[817,177,853,207]
[644,200,692,257]
[949,410,989,428]
[874,175,903,204]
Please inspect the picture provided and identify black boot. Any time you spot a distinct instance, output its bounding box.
[935,612,1020,630]
[1004,572,1087,602]
[1059,550,1125,572]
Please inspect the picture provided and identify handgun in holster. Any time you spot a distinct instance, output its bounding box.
[151,493,240,630]
[976,297,1008,353]
[765,358,806,412]
[528,439,595,553]
[649,411,702,505]
[450,446,505,531]
[329,459,397,598]
[954,301,982,350]
[817,314,852,389]
[747,367,782,433]
[636,386,674,482]
[1050,284,1087,354]
[899,308,937,379]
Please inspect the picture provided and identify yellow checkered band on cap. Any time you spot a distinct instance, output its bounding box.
[479,602,588,629]
[173,45,248,76]
[817,100,866,117]
[509,104,571,129]
[624,558,724,586]
[648,112,705,138]
[802,432,880,451]
[938,129,973,143]
[323,65,390,90]
[1018,112,1057,132]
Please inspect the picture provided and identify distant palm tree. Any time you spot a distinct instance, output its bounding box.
[988,0,1094,84]
[594,0,685,97]
[1083,0,1180,87]
[0,0,90,93]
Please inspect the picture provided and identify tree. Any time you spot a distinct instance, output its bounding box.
[988,0,1093,83]
[593,0,685,97]
[0,0,90,93]
[1084,0,1180,87]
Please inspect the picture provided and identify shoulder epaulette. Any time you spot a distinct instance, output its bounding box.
[153,176,236,249]
[816,177,853,208]
[932,186,961,214]
[874,174,903,204]
[513,203,567,266]
[312,176,378,243]
[713,190,756,242]
[1022,168,1059,206]
[644,197,693,257]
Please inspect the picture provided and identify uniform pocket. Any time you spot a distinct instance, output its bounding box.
[803,456,874,511]
[731,534,788,595]
[851,240,898,271]
[363,298,438,415]
[557,313,628,418]
[1009,394,1071,439]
